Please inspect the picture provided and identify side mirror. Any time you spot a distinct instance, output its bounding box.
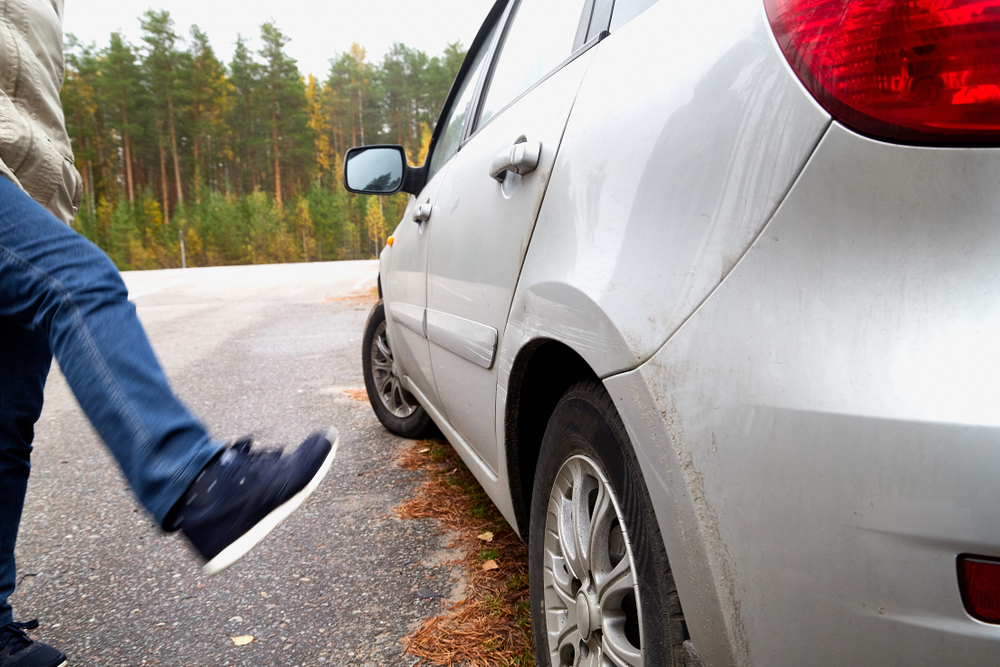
[343,145,408,194]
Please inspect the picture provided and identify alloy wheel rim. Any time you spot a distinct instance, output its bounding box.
[370,320,418,418]
[543,454,643,667]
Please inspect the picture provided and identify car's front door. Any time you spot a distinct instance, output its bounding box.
[423,0,598,473]
[381,10,502,410]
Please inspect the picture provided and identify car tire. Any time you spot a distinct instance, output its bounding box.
[362,300,433,438]
[529,380,686,667]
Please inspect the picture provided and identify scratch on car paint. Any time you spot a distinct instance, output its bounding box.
[499,292,616,385]
[657,371,752,667]
[522,313,607,355]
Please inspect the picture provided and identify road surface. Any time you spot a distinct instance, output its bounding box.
[12,261,464,666]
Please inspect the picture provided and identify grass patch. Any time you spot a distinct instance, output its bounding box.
[394,439,535,667]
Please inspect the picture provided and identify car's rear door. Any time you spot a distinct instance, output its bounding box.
[422,0,599,473]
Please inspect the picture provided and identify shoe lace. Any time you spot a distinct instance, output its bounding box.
[224,439,283,481]
[0,620,38,656]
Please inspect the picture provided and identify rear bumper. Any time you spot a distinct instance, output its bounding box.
[607,122,1000,666]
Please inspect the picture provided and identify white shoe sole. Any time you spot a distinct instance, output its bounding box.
[201,427,339,576]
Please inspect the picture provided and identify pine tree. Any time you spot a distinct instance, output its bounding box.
[187,26,230,200]
[102,32,143,203]
[141,9,187,221]
[60,13,467,269]
[305,75,333,186]
[61,37,100,217]
[229,35,264,195]
[258,21,311,208]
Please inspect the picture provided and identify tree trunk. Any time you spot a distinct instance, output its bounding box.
[78,134,91,213]
[358,89,365,145]
[193,136,201,203]
[272,106,282,207]
[159,142,170,225]
[79,157,90,205]
[90,112,112,202]
[122,114,135,204]
[87,159,96,215]
[168,97,183,206]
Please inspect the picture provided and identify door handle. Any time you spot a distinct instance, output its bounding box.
[412,202,432,223]
[489,140,542,183]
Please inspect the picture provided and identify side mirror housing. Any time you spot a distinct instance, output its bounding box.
[343,145,427,195]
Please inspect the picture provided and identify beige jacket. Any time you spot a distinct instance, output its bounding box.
[0,0,81,225]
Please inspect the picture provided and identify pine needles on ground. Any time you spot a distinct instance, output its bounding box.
[395,440,535,667]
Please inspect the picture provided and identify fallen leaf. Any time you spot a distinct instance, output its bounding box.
[477,532,494,542]
[231,635,254,646]
[482,559,499,571]
[418,448,430,453]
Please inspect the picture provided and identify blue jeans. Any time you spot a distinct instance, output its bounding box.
[0,176,222,625]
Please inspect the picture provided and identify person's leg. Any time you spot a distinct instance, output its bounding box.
[0,176,221,525]
[0,177,337,579]
[0,320,50,626]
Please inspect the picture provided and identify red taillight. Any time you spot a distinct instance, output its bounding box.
[958,555,1000,623]
[764,0,1000,144]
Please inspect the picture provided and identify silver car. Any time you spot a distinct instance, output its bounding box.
[344,0,1000,664]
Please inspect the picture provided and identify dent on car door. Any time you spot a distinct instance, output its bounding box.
[423,0,598,474]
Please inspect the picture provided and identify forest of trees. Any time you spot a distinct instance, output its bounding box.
[61,10,465,269]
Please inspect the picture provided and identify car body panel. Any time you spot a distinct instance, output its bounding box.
[425,47,595,473]
[499,0,830,397]
[425,308,498,369]
[381,166,452,410]
[610,122,1000,665]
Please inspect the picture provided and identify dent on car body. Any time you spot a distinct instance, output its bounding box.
[506,0,830,390]
[623,122,1000,666]
[495,3,831,664]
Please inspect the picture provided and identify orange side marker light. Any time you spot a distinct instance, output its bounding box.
[387,236,394,247]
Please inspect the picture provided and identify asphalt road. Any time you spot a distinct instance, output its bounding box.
[12,260,466,666]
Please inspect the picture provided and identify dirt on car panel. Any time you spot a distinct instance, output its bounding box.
[394,439,534,666]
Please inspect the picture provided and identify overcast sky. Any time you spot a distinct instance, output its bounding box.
[63,0,494,78]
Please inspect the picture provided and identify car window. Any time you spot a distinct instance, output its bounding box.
[586,0,615,40]
[476,0,587,129]
[428,21,498,178]
[609,0,660,32]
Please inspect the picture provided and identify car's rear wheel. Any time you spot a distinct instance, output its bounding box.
[529,380,686,667]
[362,300,433,438]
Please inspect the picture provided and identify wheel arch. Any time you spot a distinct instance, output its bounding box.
[504,338,597,538]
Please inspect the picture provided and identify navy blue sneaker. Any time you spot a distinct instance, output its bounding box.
[0,620,66,667]
[168,428,338,575]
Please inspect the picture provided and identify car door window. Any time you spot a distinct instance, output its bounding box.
[428,21,498,178]
[476,0,587,129]
[609,0,661,31]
